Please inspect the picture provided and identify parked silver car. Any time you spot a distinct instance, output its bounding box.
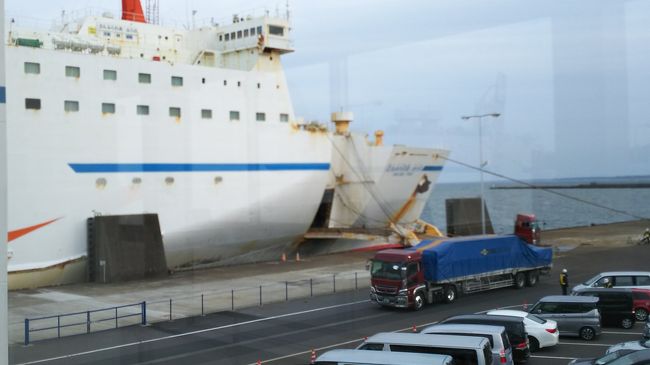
[421,323,514,365]
[528,295,601,340]
[606,338,650,355]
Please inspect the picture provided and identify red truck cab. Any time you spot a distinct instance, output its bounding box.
[369,249,430,310]
[514,214,541,245]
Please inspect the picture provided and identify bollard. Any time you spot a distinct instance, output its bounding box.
[231,289,234,311]
[86,311,91,334]
[285,281,288,301]
[115,307,118,329]
[310,278,313,297]
[333,274,336,293]
[201,294,204,316]
[169,299,172,321]
[259,285,263,307]
[141,301,147,325]
[355,272,358,290]
[57,316,61,338]
[24,318,29,346]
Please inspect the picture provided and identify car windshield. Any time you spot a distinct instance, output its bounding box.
[595,351,628,365]
[370,260,403,280]
[526,314,547,324]
[584,274,602,286]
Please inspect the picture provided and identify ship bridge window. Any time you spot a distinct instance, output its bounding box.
[225,33,230,41]
[256,112,266,122]
[139,73,152,84]
[64,100,79,112]
[137,105,149,115]
[230,32,235,40]
[65,66,80,78]
[250,27,256,36]
[219,34,223,41]
[24,62,40,74]
[244,29,249,37]
[237,30,242,39]
[201,109,212,119]
[102,103,116,114]
[229,111,240,121]
[103,69,117,81]
[169,107,181,118]
[25,98,41,110]
[257,26,263,35]
[280,113,289,122]
[171,76,183,87]
[269,25,284,36]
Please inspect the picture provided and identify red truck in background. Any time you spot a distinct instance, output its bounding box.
[369,214,552,310]
[514,214,541,245]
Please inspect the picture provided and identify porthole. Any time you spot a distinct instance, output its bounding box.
[132,177,142,185]
[165,177,175,185]
[214,176,223,185]
[96,178,107,189]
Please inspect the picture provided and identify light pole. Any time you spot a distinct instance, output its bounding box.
[461,113,501,235]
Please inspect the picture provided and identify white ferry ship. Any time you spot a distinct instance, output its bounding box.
[5,0,448,289]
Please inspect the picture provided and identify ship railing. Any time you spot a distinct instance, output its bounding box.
[23,302,146,346]
[18,270,369,345]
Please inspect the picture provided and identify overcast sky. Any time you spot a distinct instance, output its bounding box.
[7,0,650,182]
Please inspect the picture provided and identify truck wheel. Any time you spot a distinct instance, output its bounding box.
[579,326,596,340]
[413,292,425,311]
[526,270,539,287]
[514,273,526,289]
[443,286,457,303]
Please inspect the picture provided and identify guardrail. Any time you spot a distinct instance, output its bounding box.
[22,271,369,345]
[24,302,146,346]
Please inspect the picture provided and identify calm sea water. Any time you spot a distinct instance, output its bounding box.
[421,182,650,235]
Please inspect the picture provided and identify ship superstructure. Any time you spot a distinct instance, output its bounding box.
[5,1,448,289]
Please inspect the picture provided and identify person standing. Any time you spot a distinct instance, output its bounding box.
[560,269,569,295]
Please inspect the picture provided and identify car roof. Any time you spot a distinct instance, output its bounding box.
[538,295,599,303]
[421,323,506,335]
[442,314,525,324]
[486,310,529,318]
[575,288,633,293]
[597,271,650,276]
[316,349,453,365]
[363,332,488,348]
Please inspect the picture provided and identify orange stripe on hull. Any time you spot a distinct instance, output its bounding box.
[8,218,60,242]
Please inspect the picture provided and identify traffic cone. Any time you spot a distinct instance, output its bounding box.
[523,300,528,311]
[310,349,316,364]
[281,253,286,262]
[412,325,417,333]
[296,252,301,262]
[256,360,261,365]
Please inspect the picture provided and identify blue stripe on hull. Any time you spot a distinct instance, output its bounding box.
[69,163,331,173]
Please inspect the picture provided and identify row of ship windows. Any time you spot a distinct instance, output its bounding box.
[95,176,224,189]
[23,98,289,122]
[24,62,271,89]
[219,26,264,42]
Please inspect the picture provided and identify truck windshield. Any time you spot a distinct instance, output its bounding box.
[370,260,403,280]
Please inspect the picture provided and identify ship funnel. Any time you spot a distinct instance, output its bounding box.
[331,112,354,135]
[374,130,384,146]
[122,0,146,23]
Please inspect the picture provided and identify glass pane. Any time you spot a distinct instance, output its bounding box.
[256,113,265,122]
[102,103,115,114]
[103,70,117,80]
[24,62,40,74]
[65,66,80,78]
[171,76,183,87]
[169,107,181,117]
[201,109,212,119]
[25,98,41,110]
[139,73,151,83]
[280,113,289,122]
[229,111,239,121]
[269,25,284,36]
[64,100,79,112]
[137,105,149,115]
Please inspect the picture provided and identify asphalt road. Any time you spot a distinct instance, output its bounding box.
[10,244,650,365]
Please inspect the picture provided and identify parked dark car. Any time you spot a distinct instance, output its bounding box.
[440,314,530,363]
[573,288,636,329]
[599,349,650,365]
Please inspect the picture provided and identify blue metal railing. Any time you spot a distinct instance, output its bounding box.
[24,301,146,345]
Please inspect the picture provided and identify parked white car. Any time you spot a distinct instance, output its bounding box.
[486,309,559,351]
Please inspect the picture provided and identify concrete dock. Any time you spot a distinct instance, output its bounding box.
[8,219,650,345]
